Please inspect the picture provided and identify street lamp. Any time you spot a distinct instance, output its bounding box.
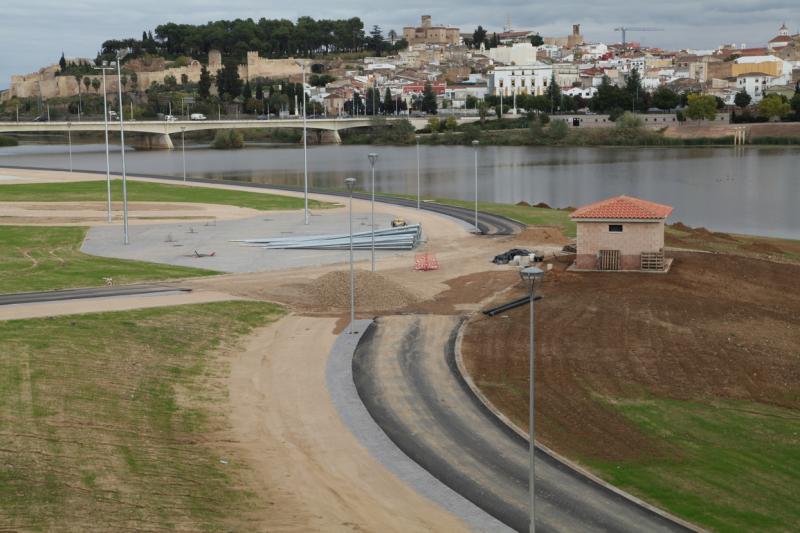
[415,135,421,209]
[94,61,114,223]
[296,59,309,225]
[472,140,480,233]
[345,177,357,334]
[67,122,72,173]
[367,152,378,272]
[115,53,130,245]
[519,265,545,533]
[180,126,187,182]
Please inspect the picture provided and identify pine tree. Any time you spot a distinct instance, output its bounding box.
[242,81,252,99]
[546,72,561,112]
[383,88,393,115]
[59,52,67,72]
[198,65,211,98]
[421,83,438,114]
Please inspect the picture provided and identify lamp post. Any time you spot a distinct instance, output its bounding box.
[345,177,357,334]
[93,62,114,223]
[367,153,378,271]
[115,54,130,245]
[67,123,72,172]
[297,59,309,225]
[472,140,480,233]
[180,126,187,182]
[415,135,421,209]
[519,266,544,533]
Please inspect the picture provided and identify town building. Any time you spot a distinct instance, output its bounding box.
[403,16,460,46]
[483,42,539,65]
[544,24,585,48]
[488,63,553,97]
[570,195,673,272]
[768,23,794,51]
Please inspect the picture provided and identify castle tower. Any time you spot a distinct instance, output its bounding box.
[421,15,432,28]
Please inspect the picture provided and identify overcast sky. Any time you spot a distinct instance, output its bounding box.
[2,0,797,89]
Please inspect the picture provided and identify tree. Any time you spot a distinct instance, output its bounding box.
[758,94,790,121]
[488,32,500,49]
[733,90,751,109]
[163,74,178,90]
[181,73,189,86]
[198,65,211,98]
[216,61,242,99]
[242,81,252,100]
[684,94,718,120]
[83,76,91,93]
[548,119,569,140]
[255,81,264,101]
[120,75,128,91]
[545,72,561,112]
[625,69,643,111]
[421,83,438,114]
[652,86,679,110]
[383,88,393,115]
[791,92,800,116]
[369,25,384,56]
[472,25,487,48]
[530,34,544,46]
[130,71,138,90]
[91,78,101,93]
[59,53,67,72]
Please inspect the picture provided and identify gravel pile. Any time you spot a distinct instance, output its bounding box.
[305,270,418,310]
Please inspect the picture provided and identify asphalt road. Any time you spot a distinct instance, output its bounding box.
[352,315,692,533]
[0,284,190,305]
[0,165,525,236]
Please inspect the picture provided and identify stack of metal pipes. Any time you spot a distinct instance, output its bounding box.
[234,224,422,250]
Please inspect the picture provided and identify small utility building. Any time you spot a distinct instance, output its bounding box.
[570,195,673,272]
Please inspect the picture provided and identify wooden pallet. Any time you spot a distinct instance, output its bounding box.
[641,251,665,271]
[598,249,620,271]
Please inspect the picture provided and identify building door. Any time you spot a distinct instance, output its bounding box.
[598,250,621,271]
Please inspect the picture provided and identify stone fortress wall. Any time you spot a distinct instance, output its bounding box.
[4,49,304,101]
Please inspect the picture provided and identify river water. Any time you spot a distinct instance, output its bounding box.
[1,142,798,239]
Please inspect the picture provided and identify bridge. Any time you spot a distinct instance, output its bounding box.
[0,116,478,149]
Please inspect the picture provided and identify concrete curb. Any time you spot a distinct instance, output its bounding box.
[325,319,513,533]
[453,317,708,533]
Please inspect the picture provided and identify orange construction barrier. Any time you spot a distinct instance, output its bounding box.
[414,253,439,271]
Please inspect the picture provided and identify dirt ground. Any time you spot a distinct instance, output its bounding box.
[662,121,800,139]
[666,222,800,264]
[227,315,470,532]
[461,251,800,462]
[0,200,264,225]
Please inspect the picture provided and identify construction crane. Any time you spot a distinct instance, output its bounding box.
[614,27,664,50]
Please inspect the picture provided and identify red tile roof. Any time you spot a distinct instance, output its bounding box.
[570,195,673,220]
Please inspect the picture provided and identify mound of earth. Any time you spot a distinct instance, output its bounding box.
[670,221,693,232]
[515,201,531,207]
[533,202,551,209]
[304,270,419,311]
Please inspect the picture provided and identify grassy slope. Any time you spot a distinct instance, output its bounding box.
[0,226,216,293]
[0,301,284,532]
[0,179,332,210]
[588,399,800,532]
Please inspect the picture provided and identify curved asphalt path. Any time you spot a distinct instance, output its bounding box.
[0,165,525,236]
[0,284,190,305]
[353,315,693,533]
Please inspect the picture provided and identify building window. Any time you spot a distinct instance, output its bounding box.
[609,224,623,232]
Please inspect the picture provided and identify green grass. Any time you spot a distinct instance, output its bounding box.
[0,179,332,211]
[0,225,216,293]
[0,301,284,532]
[587,398,800,532]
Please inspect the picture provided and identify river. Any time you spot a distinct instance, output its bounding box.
[0,142,798,239]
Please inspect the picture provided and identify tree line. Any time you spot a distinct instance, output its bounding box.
[100,17,406,64]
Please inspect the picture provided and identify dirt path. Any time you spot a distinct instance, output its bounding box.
[228,314,469,532]
[0,200,265,226]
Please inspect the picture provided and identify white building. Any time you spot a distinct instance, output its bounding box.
[736,72,774,102]
[564,86,598,99]
[485,42,539,65]
[488,63,553,97]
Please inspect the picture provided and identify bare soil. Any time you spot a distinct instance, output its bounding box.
[461,252,800,462]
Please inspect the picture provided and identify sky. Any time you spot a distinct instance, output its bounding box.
[2,0,798,90]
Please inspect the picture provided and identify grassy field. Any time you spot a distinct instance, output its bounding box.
[0,179,332,211]
[0,301,284,532]
[0,225,216,293]
[588,398,800,532]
